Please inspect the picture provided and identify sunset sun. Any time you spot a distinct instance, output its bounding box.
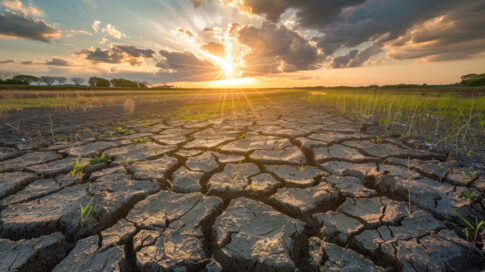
[220,59,235,79]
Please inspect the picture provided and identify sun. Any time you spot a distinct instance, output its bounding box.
[220,59,235,78]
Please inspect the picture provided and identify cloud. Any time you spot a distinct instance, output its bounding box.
[91,20,126,39]
[76,44,155,66]
[2,0,44,16]
[195,0,485,68]
[176,28,195,40]
[20,60,33,64]
[387,2,485,62]
[92,20,101,32]
[0,10,60,42]
[203,26,223,34]
[0,59,15,64]
[330,43,382,68]
[211,0,365,26]
[102,23,125,39]
[156,50,219,81]
[235,22,322,75]
[46,57,71,66]
[201,42,225,57]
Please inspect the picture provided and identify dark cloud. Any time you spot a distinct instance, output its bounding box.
[236,22,322,75]
[0,59,15,64]
[177,28,195,39]
[156,50,219,81]
[330,43,382,68]
[113,45,155,58]
[220,0,365,27]
[195,0,485,67]
[76,44,155,66]
[387,1,485,61]
[201,42,225,57]
[21,60,33,65]
[46,57,71,66]
[0,11,59,42]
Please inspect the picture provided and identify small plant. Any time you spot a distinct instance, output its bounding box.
[71,158,88,177]
[90,152,112,164]
[166,179,173,191]
[460,170,478,182]
[297,164,306,171]
[106,132,113,137]
[141,122,154,128]
[115,126,134,135]
[131,137,149,144]
[461,191,477,201]
[77,195,95,227]
[450,209,484,245]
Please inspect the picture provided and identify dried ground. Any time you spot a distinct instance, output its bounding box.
[0,94,484,272]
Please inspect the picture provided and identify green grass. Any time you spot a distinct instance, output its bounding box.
[77,195,95,227]
[89,152,112,164]
[131,137,149,144]
[450,209,484,245]
[302,89,485,152]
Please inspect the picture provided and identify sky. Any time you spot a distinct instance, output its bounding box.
[0,0,484,87]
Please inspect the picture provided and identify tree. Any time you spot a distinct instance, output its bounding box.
[13,74,39,85]
[0,71,17,80]
[40,76,56,86]
[461,74,478,82]
[55,77,67,85]
[70,77,85,86]
[0,78,28,85]
[110,78,138,88]
[88,76,110,87]
[461,73,485,87]
[138,81,149,88]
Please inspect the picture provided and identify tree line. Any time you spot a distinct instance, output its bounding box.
[0,72,148,88]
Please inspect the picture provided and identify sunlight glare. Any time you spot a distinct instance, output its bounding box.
[209,77,255,87]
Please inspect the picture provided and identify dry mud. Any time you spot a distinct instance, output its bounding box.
[0,101,484,272]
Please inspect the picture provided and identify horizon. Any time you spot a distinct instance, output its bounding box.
[1,0,485,88]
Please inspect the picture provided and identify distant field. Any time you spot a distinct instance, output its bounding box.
[1,87,484,155]
[0,89,296,113]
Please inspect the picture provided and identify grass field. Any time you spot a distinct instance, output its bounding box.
[1,87,484,155]
[302,88,485,155]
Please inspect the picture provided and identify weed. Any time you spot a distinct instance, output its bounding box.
[141,122,154,128]
[106,132,113,137]
[90,152,112,164]
[166,179,173,191]
[131,137,149,144]
[297,164,306,171]
[115,126,134,135]
[461,191,477,201]
[460,170,478,182]
[450,209,485,245]
[70,158,88,177]
[77,195,95,227]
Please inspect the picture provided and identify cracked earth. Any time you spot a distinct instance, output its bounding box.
[0,101,484,272]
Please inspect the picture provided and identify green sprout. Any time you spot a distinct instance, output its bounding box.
[90,152,112,164]
[70,157,89,177]
[450,209,484,245]
[77,195,95,227]
[131,137,149,144]
[461,191,477,201]
[166,179,173,191]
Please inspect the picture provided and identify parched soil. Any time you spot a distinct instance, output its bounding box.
[0,97,484,271]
